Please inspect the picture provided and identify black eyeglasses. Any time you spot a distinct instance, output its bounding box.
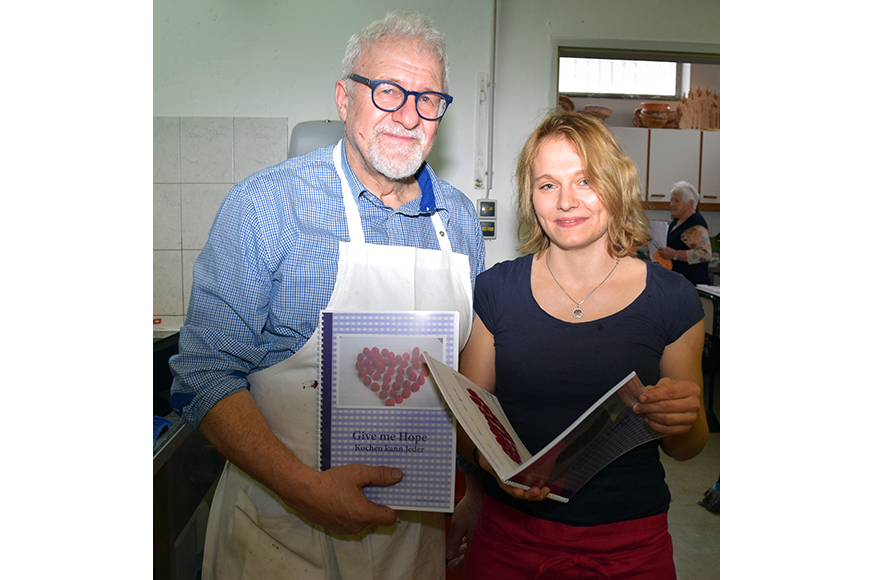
[348,73,453,121]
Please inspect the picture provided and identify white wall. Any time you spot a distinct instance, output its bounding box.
[154,0,495,198]
[153,117,290,329]
[154,0,720,285]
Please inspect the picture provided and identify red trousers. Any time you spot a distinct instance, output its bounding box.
[465,494,676,580]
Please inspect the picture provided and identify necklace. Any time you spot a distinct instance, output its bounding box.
[546,250,620,319]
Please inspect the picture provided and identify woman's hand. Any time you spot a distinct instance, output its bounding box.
[503,481,552,501]
[656,247,679,260]
[633,377,700,435]
[477,451,551,501]
[656,247,674,259]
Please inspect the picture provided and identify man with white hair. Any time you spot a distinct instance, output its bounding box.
[656,180,712,285]
[170,11,484,579]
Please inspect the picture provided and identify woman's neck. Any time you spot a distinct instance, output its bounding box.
[543,243,616,281]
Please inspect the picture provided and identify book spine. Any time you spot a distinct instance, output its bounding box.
[317,311,332,472]
[501,479,569,503]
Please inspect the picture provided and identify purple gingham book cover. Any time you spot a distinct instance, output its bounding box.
[319,311,458,512]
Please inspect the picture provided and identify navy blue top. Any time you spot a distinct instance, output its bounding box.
[474,255,703,526]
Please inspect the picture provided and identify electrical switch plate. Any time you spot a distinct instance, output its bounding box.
[477,199,497,239]
[477,199,496,218]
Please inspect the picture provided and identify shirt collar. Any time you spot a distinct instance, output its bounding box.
[415,164,437,213]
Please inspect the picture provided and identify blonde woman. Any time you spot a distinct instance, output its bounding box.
[451,111,708,579]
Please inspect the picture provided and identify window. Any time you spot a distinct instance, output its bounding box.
[559,58,678,98]
[558,48,719,100]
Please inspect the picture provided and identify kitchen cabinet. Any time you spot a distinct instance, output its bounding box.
[647,129,702,203]
[606,126,719,209]
[700,131,720,204]
[610,127,649,197]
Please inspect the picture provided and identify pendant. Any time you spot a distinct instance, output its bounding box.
[572,307,584,319]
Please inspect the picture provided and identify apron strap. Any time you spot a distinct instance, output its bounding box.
[430,212,452,252]
[333,140,453,252]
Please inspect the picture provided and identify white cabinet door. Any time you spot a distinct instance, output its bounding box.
[610,127,649,198]
[647,130,701,203]
[700,131,720,204]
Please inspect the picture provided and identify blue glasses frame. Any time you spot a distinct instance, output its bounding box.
[348,73,453,121]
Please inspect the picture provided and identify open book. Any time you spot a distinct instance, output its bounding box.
[423,355,665,503]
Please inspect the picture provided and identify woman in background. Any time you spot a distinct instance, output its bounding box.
[450,111,708,579]
[656,181,712,285]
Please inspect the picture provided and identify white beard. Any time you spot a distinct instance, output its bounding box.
[369,124,426,180]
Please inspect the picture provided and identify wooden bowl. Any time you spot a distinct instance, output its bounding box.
[584,105,613,119]
[641,102,669,111]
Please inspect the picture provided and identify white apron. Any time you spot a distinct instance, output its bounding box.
[201,141,474,580]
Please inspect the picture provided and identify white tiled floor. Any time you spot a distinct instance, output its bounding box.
[663,432,720,580]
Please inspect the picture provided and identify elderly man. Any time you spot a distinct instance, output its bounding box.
[170,11,485,579]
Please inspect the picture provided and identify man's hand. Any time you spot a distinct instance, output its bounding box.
[289,463,404,535]
[197,391,406,536]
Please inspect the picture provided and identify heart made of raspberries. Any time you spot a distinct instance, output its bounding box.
[466,388,522,463]
[355,346,430,407]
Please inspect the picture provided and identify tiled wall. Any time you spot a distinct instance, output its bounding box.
[153,117,289,331]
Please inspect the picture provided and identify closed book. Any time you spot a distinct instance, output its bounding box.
[318,311,459,512]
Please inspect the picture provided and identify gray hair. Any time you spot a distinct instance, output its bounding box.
[341,11,449,93]
[671,180,700,208]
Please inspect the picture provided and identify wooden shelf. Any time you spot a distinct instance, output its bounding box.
[644,202,719,212]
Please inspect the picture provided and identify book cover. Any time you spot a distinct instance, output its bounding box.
[319,311,459,512]
[423,355,665,503]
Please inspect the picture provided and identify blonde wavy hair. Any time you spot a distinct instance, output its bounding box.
[516,110,651,256]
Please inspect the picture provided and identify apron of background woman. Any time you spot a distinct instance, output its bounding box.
[201,142,473,580]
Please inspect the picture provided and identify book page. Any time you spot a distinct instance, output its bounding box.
[648,220,669,257]
[422,354,533,479]
[425,356,665,503]
[506,373,663,500]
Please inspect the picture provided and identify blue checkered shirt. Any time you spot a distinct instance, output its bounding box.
[169,143,486,429]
